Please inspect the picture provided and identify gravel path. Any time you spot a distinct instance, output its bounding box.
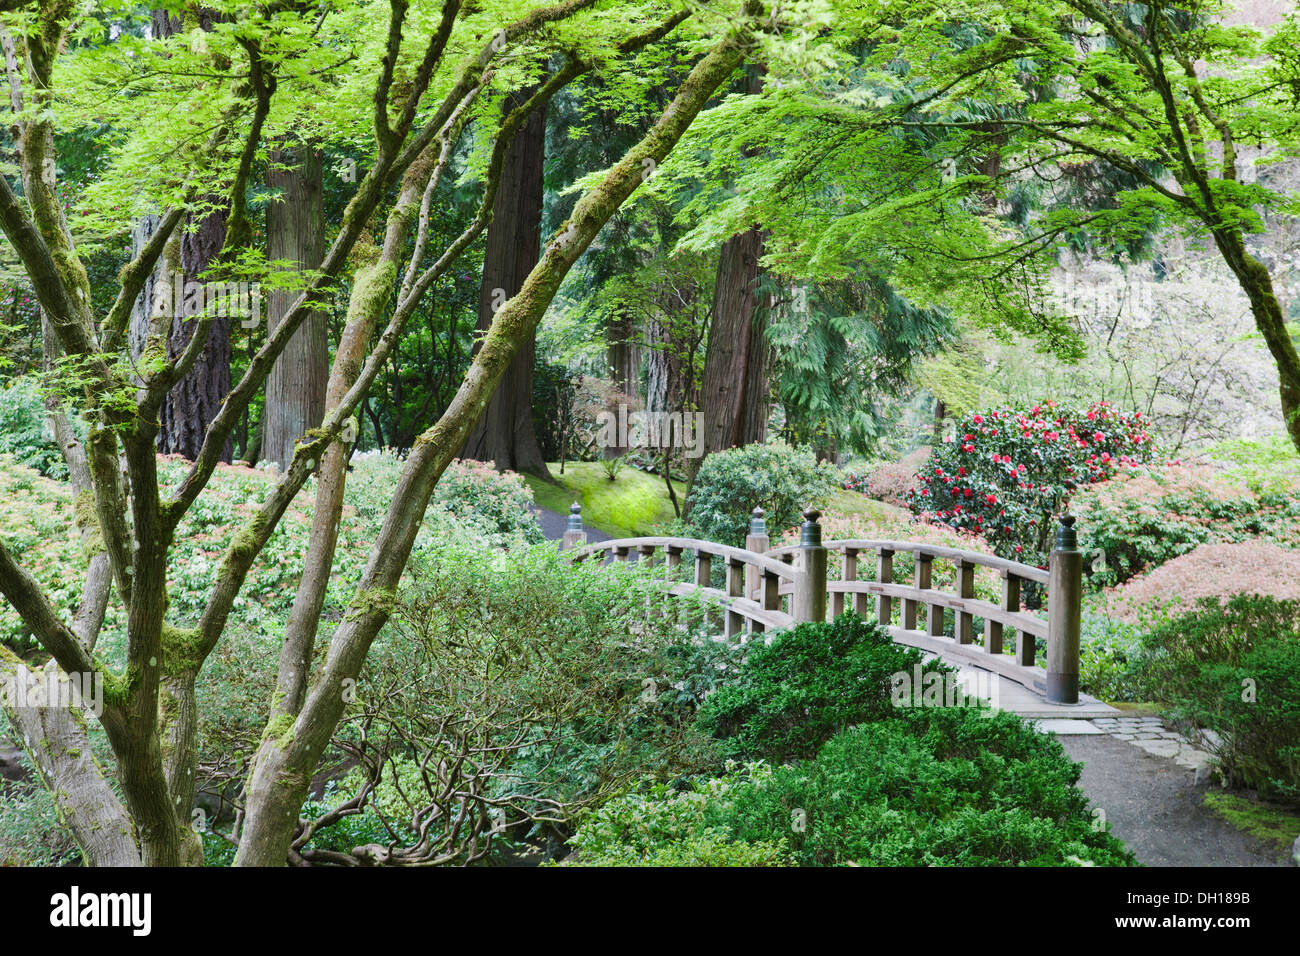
[1058,733,1287,867]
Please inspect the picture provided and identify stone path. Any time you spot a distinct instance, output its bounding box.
[1029,716,1290,866]
[533,505,610,544]
[1088,715,1214,771]
[1057,733,1286,867]
[1031,716,1215,771]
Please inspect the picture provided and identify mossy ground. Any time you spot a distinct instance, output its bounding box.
[822,488,910,524]
[1110,702,1165,717]
[525,462,904,540]
[524,462,686,538]
[1202,790,1300,861]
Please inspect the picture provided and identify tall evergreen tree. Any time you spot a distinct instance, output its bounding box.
[461,89,550,477]
[263,144,328,470]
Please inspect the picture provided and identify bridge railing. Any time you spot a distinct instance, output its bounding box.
[566,511,801,637]
[561,501,1083,704]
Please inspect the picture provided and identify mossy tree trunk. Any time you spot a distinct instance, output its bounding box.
[263,145,329,470]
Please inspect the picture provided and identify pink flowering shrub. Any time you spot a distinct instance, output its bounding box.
[843,449,930,508]
[1104,541,1300,626]
[432,458,543,544]
[906,401,1154,566]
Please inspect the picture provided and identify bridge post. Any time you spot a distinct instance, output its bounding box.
[876,548,895,627]
[954,559,975,644]
[1046,514,1083,704]
[745,507,769,600]
[793,508,827,624]
[836,548,856,617]
[560,501,587,551]
[725,557,746,640]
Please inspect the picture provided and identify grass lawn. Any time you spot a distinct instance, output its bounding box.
[824,488,910,524]
[524,462,686,538]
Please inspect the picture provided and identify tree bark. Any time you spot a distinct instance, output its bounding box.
[1212,228,1300,454]
[146,10,232,463]
[688,224,771,488]
[156,207,233,461]
[0,656,141,866]
[263,145,329,470]
[607,311,640,396]
[685,66,770,490]
[461,91,551,478]
[932,398,946,445]
[127,214,162,364]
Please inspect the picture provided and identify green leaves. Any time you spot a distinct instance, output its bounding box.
[696,611,942,762]
[685,440,838,546]
[1136,595,1300,803]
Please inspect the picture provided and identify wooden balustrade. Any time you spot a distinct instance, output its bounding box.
[568,527,800,636]
[562,504,1083,704]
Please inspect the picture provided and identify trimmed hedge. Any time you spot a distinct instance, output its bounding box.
[696,613,950,762]
[567,707,1136,867]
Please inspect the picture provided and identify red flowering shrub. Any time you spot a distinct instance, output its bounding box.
[905,401,1154,566]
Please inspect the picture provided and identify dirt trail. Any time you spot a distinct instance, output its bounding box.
[1059,734,1288,867]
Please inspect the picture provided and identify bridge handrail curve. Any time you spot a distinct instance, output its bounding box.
[569,536,799,580]
[764,539,1050,584]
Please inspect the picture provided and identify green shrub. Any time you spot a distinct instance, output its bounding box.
[1206,434,1300,497]
[562,766,792,866]
[686,441,837,546]
[713,709,1136,866]
[0,760,81,865]
[1135,595,1300,698]
[297,782,402,858]
[1078,611,1145,701]
[1138,596,1300,803]
[1189,641,1300,804]
[0,377,71,479]
[567,710,1137,867]
[294,541,728,864]
[696,612,949,763]
[908,401,1153,566]
[1072,463,1300,588]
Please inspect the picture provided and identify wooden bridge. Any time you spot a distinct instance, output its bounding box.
[564,504,1112,715]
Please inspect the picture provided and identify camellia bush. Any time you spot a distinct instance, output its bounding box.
[907,401,1154,565]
